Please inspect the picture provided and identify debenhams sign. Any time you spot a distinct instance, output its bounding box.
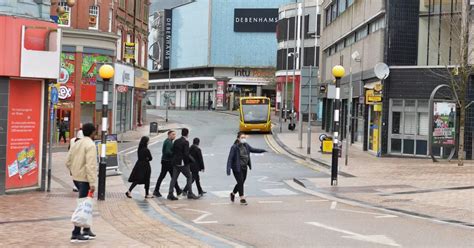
[234,9,278,33]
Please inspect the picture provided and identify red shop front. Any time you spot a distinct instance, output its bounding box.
[275,75,301,114]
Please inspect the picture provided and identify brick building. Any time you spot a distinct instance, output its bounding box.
[320,0,473,159]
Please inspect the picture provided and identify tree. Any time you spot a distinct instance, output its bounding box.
[427,1,472,166]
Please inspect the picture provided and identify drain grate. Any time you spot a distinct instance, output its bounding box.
[47,192,126,199]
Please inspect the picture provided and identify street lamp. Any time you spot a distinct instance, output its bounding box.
[288,51,298,131]
[345,51,361,166]
[98,64,114,201]
[331,65,345,186]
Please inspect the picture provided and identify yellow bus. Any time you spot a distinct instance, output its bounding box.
[239,97,272,133]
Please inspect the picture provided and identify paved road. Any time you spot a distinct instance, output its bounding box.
[126,110,473,248]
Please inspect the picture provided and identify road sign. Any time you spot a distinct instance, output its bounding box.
[51,87,59,105]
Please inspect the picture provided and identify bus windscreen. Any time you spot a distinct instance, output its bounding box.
[241,99,269,124]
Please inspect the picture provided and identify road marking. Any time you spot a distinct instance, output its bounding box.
[252,153,264,156]
[255,176,284,186]
[166,203,188,209]
[330,201,338,209]
[184,209,218,224]
[262,188,298,196]
[210,202,231,206]
[203,154,215,157]
[306,222,401,247]
[336,208,398,219]
[305,199,329,203]
[211,191,232,198]
[264,135,281,154]
[258,200,283,204]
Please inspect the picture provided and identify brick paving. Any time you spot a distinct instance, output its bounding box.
[273,124,474,226]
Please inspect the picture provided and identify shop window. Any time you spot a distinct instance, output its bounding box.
[416,140,428,155]
[403,139,415,154]
[58,0,71,27]
[391,139,402,153]
[208,84,213,88]
[392,112,401,134]
[404,112,416,135]
[418,112,429,136]
[89,6,99,30]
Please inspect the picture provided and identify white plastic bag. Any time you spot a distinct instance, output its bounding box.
[71,197,93,228]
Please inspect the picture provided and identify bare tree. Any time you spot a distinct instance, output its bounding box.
[426,2,472,166]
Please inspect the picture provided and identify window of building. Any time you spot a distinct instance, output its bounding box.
[58,0,71,27]
[356,25,368,41]
[89,6,99,30]
[345,33,356,46]
[117,29,122,60]
[135,38,139,64]
[337,41,344,52]
[331,4,337,22]
[370,18,385,33]
[338,0,347,14]
[141,42,146,67]
[136,0,142,20]
[325,8,331,26]
[389,99,430,156]
[108,9,113,32]
[144,4,149,22]
[119,0,125,9]
[347,0,354,6]
[128,0,134,14]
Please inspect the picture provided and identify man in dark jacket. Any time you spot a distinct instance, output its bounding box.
[153,131,182,197]
[168,128,199,200]
[189,138,206,196]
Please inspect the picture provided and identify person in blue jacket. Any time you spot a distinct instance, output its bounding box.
[227,132,267,205]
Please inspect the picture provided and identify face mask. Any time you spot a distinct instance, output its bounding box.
[240,138,247,144]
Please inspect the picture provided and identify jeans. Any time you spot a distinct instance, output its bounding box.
[232,168,248,197]
[129,182,150,196]
[169,165,193,195]
[154,160,181,194]
[72,181,91,235]
[192,170,203,195]
[59,131,67,143]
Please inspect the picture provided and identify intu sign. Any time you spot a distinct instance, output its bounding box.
[234,9,278,33]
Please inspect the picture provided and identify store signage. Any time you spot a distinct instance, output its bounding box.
[234,9,278,33]
[114,63,134,87]
[134,69,149,89]
[216,81,225,108]
[59,68,69,84]
[6,79,42,190]
[163,9,172,70]
[432,102,456,147]
[365,90,382,105]
[117,85,128,93]
[125,42,135,60]
[58,85,73,100]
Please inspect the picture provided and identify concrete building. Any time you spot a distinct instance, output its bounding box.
[0,1,60,193]
[320,0,473,159]
[148,0,295,111]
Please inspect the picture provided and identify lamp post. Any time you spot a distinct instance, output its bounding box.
[346,51,361,166]
[331,65,345,186]
[98,64,115,201]
[288,51,298,131]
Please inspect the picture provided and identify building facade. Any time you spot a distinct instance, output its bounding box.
[321,0,473,159]
[148,0,295,111]
[275,0,321,120]
[0,1,60,193]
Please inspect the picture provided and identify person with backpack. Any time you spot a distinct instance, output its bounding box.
[126,136,154,199]
[226,132,267,205]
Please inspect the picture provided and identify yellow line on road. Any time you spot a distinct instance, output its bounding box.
[263,135,281,154]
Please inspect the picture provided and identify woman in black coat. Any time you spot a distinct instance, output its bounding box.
[226,132,266,205]
[126,136,153,198]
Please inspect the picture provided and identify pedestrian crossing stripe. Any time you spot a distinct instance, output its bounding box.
[262,188,298,196]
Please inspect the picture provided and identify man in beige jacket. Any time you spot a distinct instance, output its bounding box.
[66,123,97,243]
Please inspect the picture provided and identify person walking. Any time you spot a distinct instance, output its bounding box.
[59,119,68,143]
[167,128,199,200]
[189,138,206,196]
[227,132,267,205]
[153,130,182,197]
[126,136,154,199]
[66,123,98,242]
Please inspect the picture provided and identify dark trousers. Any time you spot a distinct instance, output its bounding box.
[232,168,248,197]
[72,181,91,235]
[129,181,150,196]
[169,165,193,195]
[59,131,67,143]
[154,160,181,194]
[191,170,203,194]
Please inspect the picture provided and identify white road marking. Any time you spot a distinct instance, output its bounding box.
[252,153,264,156]
[258,200,283,204]
[166,203,188,209]
[211,191,232,198]
[330,201,338,209]
[306,222,401,247]
[305,199,329,203]
[254,176,284,186]
[203,154,215,157]
[210,202,231,206]
[184,209,218,224]
[262,188,298,196]
[336,208,398,218]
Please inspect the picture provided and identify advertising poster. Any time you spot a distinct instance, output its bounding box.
[433,102,456,146]
[81,54,113,85]
[216,81,225,108]
[6,80,42,190]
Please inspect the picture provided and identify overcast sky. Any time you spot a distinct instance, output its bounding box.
[150,0,192,12]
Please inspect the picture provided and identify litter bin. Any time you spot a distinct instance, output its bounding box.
[150,122,158,134]
[319,134,333,153]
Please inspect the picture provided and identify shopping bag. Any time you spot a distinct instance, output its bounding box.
[71,196,94,228]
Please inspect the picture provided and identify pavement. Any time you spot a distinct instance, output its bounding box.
[271,120,474,228]
[1,109,473,247]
